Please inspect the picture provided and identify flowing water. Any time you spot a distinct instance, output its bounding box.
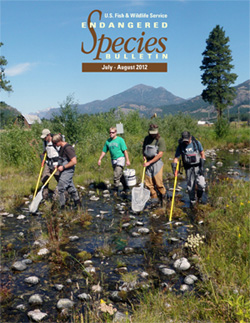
[0,150,249,322]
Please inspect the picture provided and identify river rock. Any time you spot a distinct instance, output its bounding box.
[100,210,109,215]
[174,257,191,271]
[11,261,27,271]
[92,283,102,293]
[69,236,79,241]
[136,221,144,226]
[0,212,9,216]
[90,196,99,201]
[160,267,176,276]
[27,309,48,322]
[78,293,92,301]
[24,276,40,285]
[16,304,26,311]
[180,284,189,292]
[57,298,74,310]
[54,284,64,291]
[85,266,96,274]
[140,271,149,278]
[84,260,93,266]
[119,281,137,292]
[169,237,179,243]
[122,223,131,229]
[17,214,26,220]
[124,247,134,254]
[0,265,9,273]
[29,294,43,305]
[37,248,49,256]
[22,258,32,264]
[113,311,129,322]
[132,232,140,237]
[138,227,150,234]
[184,274,198,285]
[33,239,47,247]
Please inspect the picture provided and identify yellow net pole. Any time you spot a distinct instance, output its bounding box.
[169,161,179,222]
[33,152,47,200]
[141,158,147,184]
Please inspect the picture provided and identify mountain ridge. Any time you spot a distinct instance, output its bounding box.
[6,80,250,120]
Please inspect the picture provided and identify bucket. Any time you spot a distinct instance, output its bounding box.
[123,169,136,187]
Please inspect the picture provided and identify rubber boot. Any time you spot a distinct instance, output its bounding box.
[197,190,203,203]
[74,199,81,210]
[160,193,167,208]
[190,200,196,208]
[42,187,49,200]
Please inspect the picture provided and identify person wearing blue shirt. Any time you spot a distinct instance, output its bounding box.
[172,131,206,207]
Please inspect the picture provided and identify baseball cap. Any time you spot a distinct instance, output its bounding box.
[148,124,159,135]
[41,129,50,139]
[181,131,191,142]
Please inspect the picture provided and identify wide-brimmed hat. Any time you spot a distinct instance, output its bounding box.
[148,124,159,135]
[41,129,50,139]
[181,131,191,142]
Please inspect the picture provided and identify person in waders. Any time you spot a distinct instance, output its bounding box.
[172,131,206,207]
[52,134,81,210]
[40,129,60,199]
[98,127,131,195]
[143,124,167,206]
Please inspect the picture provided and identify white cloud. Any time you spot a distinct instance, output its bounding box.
[5,62,37,76]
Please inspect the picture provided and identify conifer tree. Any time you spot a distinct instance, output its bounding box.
[0,43,13,93]
[200,25,237,118]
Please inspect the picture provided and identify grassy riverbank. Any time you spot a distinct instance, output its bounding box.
[0,111,249,211]
[131,178,250,323]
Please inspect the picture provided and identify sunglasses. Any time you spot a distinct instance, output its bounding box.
[110,131,116,134]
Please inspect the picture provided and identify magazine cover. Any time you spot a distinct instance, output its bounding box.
[1,1,249,322]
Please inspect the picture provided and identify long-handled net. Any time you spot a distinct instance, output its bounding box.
[131,165,150,212]
[29,168,57,213]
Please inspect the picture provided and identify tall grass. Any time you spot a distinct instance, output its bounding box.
[131,179,250,323]
[0,110,249,208]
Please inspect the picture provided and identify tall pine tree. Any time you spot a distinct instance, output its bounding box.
[200,25,237,118]
[0,43,13,93]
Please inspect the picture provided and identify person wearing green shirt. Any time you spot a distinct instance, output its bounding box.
[98,127,131,194]
[143,124,167,206]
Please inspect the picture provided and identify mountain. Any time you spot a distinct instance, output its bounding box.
[33,80,249,120]
[35,84,185,119]
[77,84,185,115]
[160,80,250,119]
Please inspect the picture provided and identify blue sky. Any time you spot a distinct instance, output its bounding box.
[1,0,249,115]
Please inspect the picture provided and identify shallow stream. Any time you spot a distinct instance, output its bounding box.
[0,149,249,322]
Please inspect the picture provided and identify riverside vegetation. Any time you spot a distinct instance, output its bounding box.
[0,107,249,322]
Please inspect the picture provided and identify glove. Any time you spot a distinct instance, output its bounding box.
[171,163,177,176]
[199,158,205,176]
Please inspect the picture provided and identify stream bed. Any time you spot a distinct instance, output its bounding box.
[0,149,249,322]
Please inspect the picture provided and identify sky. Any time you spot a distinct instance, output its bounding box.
[1,0,250,115]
